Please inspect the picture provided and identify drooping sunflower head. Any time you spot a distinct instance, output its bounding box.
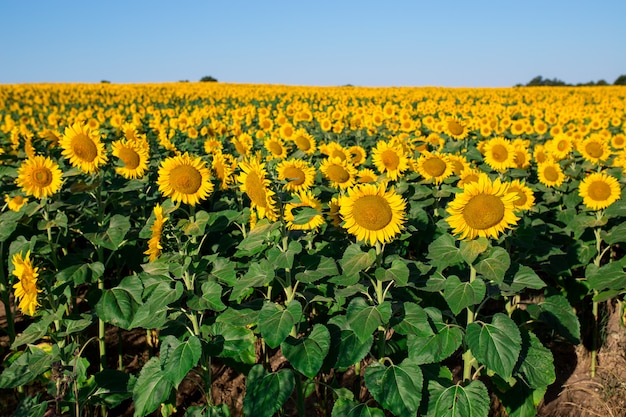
[448,154,472,176]
[578,172,621,211]
[264,136,289,160]
[237,157,278,221]
[507,179,535,212]
[59,122,108,174]
[291,129,317,155]
[157,152,214,206]
[348,145,367,167]
[415,151,453,185]
[284,191,325,231]
[320,157,357,190]
[444,116,468,140]
[16,155,64,199]
[276,159,316,193]
[357,168,379,184]
[11,250,42,316]
[446,176,520,240]
[457,168,489,189]
[111,139,149,179]
[4,194,29,212]
[371,140,410,181]
[339,183,407,246]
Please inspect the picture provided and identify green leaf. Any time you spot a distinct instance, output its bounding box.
[0,210,22,242]
[184,404,231,417]
[331,399,385,417]
[340,244,376,283]
[393,302,432,336]
[59,314,94,337]
[230,259,275,301]
[407,325,464,365]
[266,246,295,270]
[427,234,463,269]
[95,275,143,329]
[0,346,55,388]
[443,275,486,316]
[215,299,262,327]
[188,280,226,312]
[243,365,295,417]
[92,370,132,408]
[347,298,392,343]
[515,329,555,389]
[603,222,626,244]
[11,314,57,348]
[235,220,281,258]
[328,315,373,370]
[364,359,423,417]
[497,381,542,417]
[282,324,330,378]
[258,300,302,349]
[466,313,522,380]
[13,395,48,417]
[161,335,202,388]
[526,295,580,344]
[459,237,489,265]
[474,247,510,283]
[431,380,490,417]
[499,265,546,295]
[132,356,173,417]
[586,262,626,292]
[209,256,237,286]
[85,214,131,250]
[206,323,256,364]
[295,255,339,283]
[374,259,410,286]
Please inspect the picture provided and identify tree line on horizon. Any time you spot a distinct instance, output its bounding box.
[517,74,626,87]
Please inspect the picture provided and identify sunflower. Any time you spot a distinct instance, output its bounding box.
[446,176,520,240]
[320,141,350,161]
[448,154,472,176]
[512,145,532,170]
[579,134,610,165]
[339,183,406,246]
[457,168,489,189]
[264,136,289,160]
[327,196,342,227]
[4,194,28,212]
[291,129,316,155]
[157,153,213,206]
[546,134,573,160]
[320,157,357,190]
[204,138,224,155]
[144,204,168,262]
[444,116,468,140]
[59,122,108,174]
[610,133,626,150]
[16,155,64,199]
[349,145,367,167]
[212,151,237,190]
[111,138,149,179]
[11,251,42,316]
[481,137,516,172]
[284,191,325,231]
[357,168,379,184]
[578,172,621,210]
[371,140,410,181]
[276,159,316,193]
[507,179,535,211]
[232,133,254,157]
[536,161,566,188]
[532,143,552,165]
[237,157,279,222]
[414,151,453,185]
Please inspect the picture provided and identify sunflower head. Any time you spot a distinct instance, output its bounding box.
[578,172,621,210]
[16,155,64,199]
[60,122,108,174]
[157,153,214,206]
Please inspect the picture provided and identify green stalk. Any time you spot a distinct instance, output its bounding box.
[590,223,604,378]
[463,265,477,381]
[95,172,107,379]
[295,374,305,417]
[0,241,16,343]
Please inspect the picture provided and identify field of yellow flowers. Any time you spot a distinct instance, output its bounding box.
[1,82,625,417]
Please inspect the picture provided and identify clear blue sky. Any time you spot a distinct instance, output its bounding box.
[1,0,625,87]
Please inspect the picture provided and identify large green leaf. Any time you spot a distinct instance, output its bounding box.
[282,324,330,378]
[393,302,432,336]
[160,335,202,388]
[258,300,302,348]
[407,326,464,365]
[498,265,546,295]
[85,214,131,250]
[95,275,143,329]
[427,234,463,269]
[603,222,626,244]
[295,254,339,283]
[466,313,522,380]
[331,399,385,417]
[243,365,294,417]
[364,359,423,417]
[515,329,555,389]
[346,298,392,342]
[209,256,237,286]
[11,314,57,348]
[328,315,373,370]
[443,276,486,316]
[205,322,256,364]
[339,244,376,284]
[0,346,55,388]
[459,238,489,265]
[132,356,173,417]
[374,259,410,286]
[235,220,281,258]
[497,382,544,417]
[431,380,490,417]
[526,295,580,344]
[230,259,275,301]
[474,246,510,283]
[585,262,626,292]
[0,210,22,242]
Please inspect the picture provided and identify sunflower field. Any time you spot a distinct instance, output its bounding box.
[1,83,625,417]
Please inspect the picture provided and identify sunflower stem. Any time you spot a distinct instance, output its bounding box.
[95,171,107,376]
[463,265,477,381]
[590,223,605,378]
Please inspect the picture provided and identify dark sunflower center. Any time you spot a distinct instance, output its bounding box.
[118,147,140,169]
[295,136,311,151]
[352,195,392,231]
[514,150,526,166]
[170,165,202,195]
[587,181,612,201]
[71,133,98,162]
[490,144,509,162]
[423,157,446,177]
[330,149,347,161]
[448,120,464,136]
[284,167,305,185]
[463,194,505,230]
[32,167,53,187]
[268,141,283,156]
[512,189,527,206]
[585,141,604,158]
[381,149,400,170]
[543,166,559,182]
[327,164,350,183]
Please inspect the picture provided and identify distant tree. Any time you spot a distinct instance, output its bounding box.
[596,79,608,86]
[199,75,218,82]
[614,75,626,85]
[100,80,111,84]
[179,80,190,83]
[523,75,568,87]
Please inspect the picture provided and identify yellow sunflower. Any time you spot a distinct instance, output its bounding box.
[457,168,489,189]
[232,133,254,157]
[578,172,621,210]
[371,140,410,181]
[204,138,224,155]
[446,176,520,240]
[237,157,279,222]
[319,157,357,190]
[357,168,379,184]
[144,204,168,262]
[536,161,566,188]
[348,145,367,167]
[414,151,453,185]
[339,183,406,246]
[610,133,626,150]
[12,251,42,316]
[444,116,468,140]
[320,141,350,161]
[327,196,342,227]
[448,154,472,176]
[212,151,237,190]
[546,134,573,160]
[291,129,317,155]
[507,179,535,211]
[4,194,28,212]
[264,136,289,160]
[481,137,516,172]
[284,191,325,231]
[157,153,214,206]
[16,155,64,199]
[59,122,108,174]
[111,139,149,179]
[276,159,316,193]
[532,143,552,165]
[579,134,611,165]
